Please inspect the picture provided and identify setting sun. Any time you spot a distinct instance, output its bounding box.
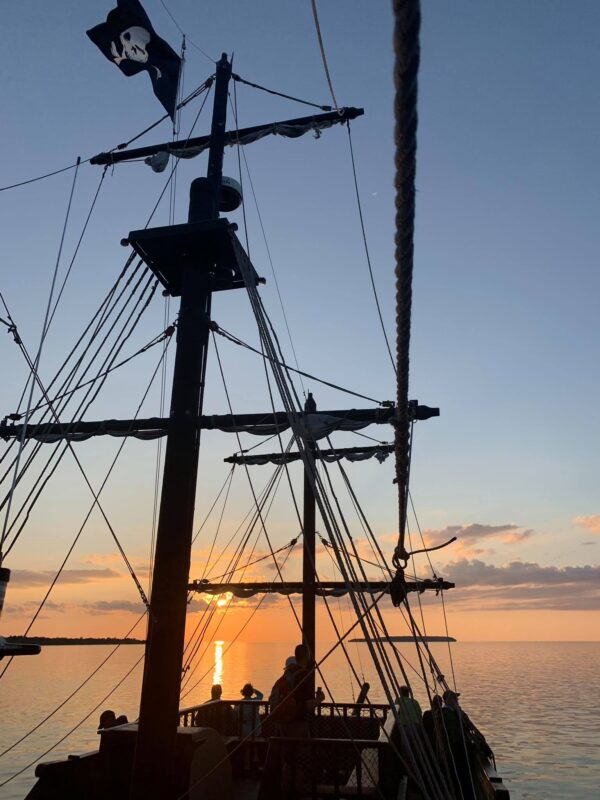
[216,593,232,609]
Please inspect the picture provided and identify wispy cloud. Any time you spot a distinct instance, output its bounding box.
[83,599,146,615]
[421,523,533,557]
[573,515,600,534]
[10,568,121,588]
[440,559,600,611]
[3,600,66,615]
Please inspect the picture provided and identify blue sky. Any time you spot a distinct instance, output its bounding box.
[1,1,599,638]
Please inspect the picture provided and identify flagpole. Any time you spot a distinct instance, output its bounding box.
[129,53,232,800]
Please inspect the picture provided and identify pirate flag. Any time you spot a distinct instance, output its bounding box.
[87,0,181,120]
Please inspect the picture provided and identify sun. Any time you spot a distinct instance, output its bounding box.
[216,592,232,608]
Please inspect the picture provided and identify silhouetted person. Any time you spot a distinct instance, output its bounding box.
[442,689,476,800]
[209,683,222,701]
[421,696,459,796]
[272,645,317,793]
[379,687,424,798]
[396,685,422,725]
[238,682,264,736]
[289,643,317,736]
[98,709,128,730]
[268,656,298,733]
[98,709,116,729]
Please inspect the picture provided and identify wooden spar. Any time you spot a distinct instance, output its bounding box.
[129,53,233,800]
[0,406,438,443]
[189,579,454,597]
[224,443,394,465]
[89,107,364,166]
[0,407,400,442]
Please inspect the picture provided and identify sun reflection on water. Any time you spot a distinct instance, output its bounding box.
[213,640,224,687]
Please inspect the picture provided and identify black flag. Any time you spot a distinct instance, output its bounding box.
[87,0,181,120]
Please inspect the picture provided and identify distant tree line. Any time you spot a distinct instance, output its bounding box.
[5,636,145,645]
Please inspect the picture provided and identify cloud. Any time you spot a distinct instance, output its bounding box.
[573,515,600,534]
[425,523,519,545]
[3,600,67,615]
[83,599,146,615]
[439,559,600,611]
[81,597,210,615]
[445,559,600,587]
[421,523,533,557]
[187,598,209,612]
[10,568,121,588]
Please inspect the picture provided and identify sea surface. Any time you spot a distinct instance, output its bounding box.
[0,641,598,799]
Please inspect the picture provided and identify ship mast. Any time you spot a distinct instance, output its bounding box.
[130,53,233,800]
[301,393,317,695]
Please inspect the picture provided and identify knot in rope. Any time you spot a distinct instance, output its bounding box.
[392,544,409,571]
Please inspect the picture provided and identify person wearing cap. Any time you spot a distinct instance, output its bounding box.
[284,655,297,672]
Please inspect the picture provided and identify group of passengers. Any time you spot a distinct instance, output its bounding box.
[207,643,324,739]
[98,644,491,798]
[389,685,493,800]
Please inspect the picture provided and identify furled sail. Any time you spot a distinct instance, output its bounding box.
[89,107,364,166]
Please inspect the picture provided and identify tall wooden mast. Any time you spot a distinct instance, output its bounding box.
[302,393,317,695]
[130,53,232,800]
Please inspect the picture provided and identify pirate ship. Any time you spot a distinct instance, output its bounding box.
[0,2,510,798]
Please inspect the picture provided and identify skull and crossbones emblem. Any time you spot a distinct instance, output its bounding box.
[110,26,162,78]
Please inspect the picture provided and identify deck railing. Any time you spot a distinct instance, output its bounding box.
[178,699,389,740]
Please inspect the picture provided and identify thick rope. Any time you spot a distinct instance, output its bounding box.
[309,0,339,110]
[393,0,421,566]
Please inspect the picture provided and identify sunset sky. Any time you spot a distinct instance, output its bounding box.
[1,0,599,649]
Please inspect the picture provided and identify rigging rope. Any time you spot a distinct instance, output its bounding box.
[181,465,292,689]
[346,123,396,373]
[212,335,302,610]
[393,0,421,565]
[0,611,146,760]
[45,166,109,334]
[0,343,168,685]
[202,537,299,583]
[8,324,175,419]
[234,224,448,797]
[309,0,339,111]
[0,158,81,558]
[229,90,307,397]
[232,72,332,111]
[0,256,140,495]
[0,74,213,194]
[158,0,216,63]
[0,651,144,789]
[213,323,385,405]
[0,159,90,194]
[0,271,155,553]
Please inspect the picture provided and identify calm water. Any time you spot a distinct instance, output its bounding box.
[0,641,598,799]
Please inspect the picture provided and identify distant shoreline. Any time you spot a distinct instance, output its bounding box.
[4,636,145,646]
[349,635,456,643]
